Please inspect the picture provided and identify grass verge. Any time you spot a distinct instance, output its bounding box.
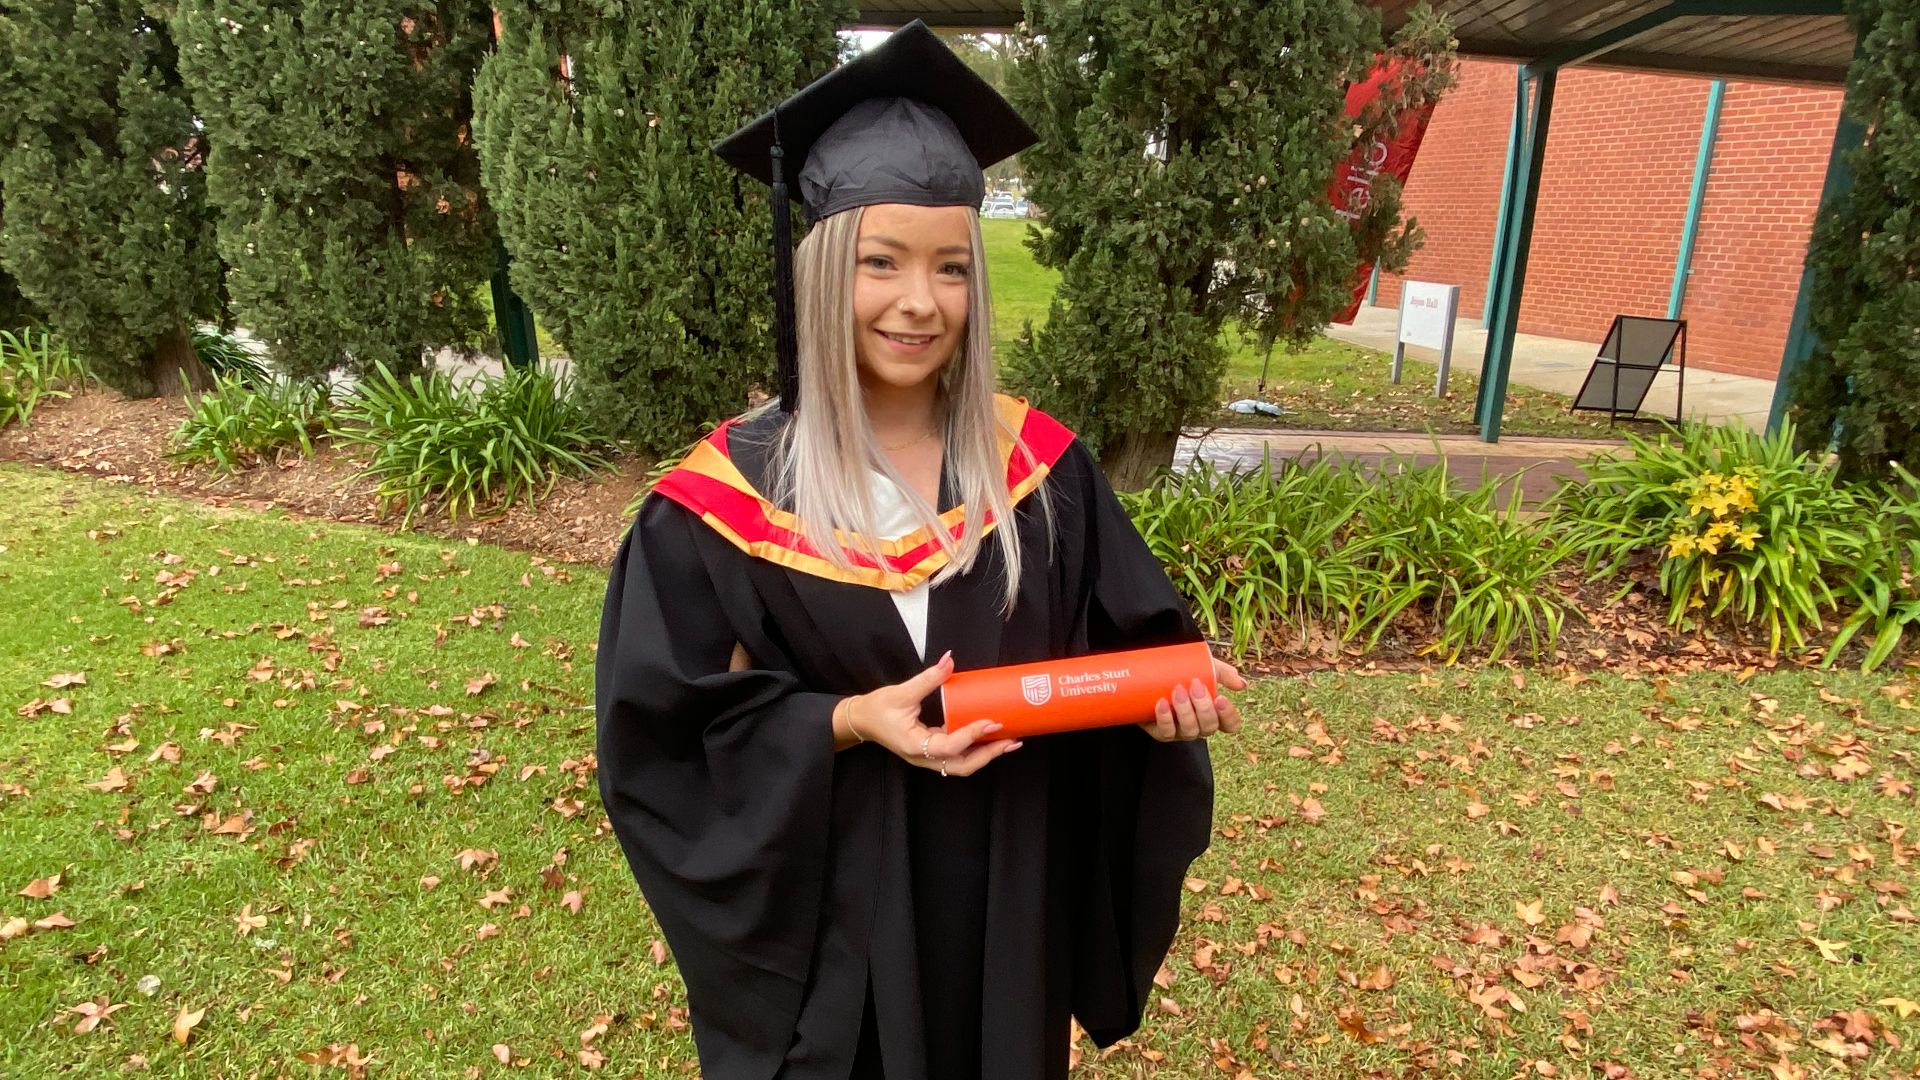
[978,220,1612,440]
[1,464,1914,1078]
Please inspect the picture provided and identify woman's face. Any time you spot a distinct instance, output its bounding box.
[851,203,973,395]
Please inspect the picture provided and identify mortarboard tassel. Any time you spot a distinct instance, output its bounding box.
[769,111,800,413]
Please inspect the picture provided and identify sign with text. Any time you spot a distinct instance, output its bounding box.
[1394,281,1460,397]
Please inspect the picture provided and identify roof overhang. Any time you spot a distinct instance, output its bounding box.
[857,0,1852,85]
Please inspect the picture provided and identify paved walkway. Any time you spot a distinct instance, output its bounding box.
[1325,303,1777,432]
[1172,427,1616,507]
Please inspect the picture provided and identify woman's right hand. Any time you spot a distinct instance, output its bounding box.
[838,650,1021,777]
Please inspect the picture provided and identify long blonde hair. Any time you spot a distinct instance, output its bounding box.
[758,204,1047,611]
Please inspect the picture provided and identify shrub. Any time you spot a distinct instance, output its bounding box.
[190,327,271,386]
[1123,453,1569,662]
[1127,456,1385,656]
[169,373,329,475]
[0,376,21,429]
[1357,458,1573,663]
[1825,464,1920,671]
[1553,422,1896,657]
[332,362,609,525]
[0,325,89,427]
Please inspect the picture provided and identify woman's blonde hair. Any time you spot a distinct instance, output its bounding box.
[756,204,1047,612]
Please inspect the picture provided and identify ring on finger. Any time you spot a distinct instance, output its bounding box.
[920,733,933,762]
[939,758,949,778]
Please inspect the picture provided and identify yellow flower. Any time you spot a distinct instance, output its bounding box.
[1697,533,1724,555]
[1733,525,1761,550]
[1667,531,1698,557]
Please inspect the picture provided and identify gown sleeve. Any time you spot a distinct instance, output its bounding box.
[1055,441,1216,1048]
[595,493,840,1078]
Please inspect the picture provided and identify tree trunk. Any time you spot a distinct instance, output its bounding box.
[1099,427,1181,492]
[147,325,214,396]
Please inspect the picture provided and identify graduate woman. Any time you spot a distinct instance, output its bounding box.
[596,22,1245,1080]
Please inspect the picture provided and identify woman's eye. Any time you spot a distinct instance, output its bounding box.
[942,262,972,277]
[862,255,894,270]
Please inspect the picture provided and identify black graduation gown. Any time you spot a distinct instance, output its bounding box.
[595,408,1213,1080]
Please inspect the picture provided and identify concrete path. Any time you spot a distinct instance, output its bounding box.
[1172,427,1616,507]
[1324,303,1777,432]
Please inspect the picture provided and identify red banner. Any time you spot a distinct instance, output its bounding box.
[1329,61,1437,324]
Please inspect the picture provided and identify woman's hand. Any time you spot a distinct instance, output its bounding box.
[1141,657,1247,742]
[838,651,1021,777]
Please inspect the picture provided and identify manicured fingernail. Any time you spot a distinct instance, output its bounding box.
[1172,686,1189,705]
[941,650,953,665]
[1006,741,1023,751]
[986,722,1004,732]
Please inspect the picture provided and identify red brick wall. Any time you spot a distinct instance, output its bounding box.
[1373,58,1843,380]
[1681,84,1843,378]
[1370,59,1513,320]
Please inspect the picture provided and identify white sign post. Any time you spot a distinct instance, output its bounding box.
[1393,281,1461,397]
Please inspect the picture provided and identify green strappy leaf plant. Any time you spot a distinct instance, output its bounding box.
[332,362,609,526]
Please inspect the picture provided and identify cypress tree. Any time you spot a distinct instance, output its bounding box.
[0,264,33,332]
[1005,1,1454,487]
[472,1,850,453]
[1789,0,1920,478]
[172,1,497,382]
[0,1,217,394]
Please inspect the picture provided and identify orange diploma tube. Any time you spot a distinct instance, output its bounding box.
[940,642,1217,739]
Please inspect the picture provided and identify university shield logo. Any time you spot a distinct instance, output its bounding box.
[1020,673,1052,707]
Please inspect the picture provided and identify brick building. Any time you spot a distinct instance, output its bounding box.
[1371,58,1844,381]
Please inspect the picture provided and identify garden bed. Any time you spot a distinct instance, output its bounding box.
[0,387,644,567]
[0,386,1833,680]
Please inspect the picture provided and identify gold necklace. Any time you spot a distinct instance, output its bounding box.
[878,426,940,453]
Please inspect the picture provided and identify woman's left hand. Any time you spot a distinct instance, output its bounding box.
[1141,657,1247,742]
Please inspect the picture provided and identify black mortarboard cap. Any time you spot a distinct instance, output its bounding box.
[714,20,1039,413]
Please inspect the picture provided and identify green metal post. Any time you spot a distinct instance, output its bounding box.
[1766,109,1864,432]
[1478,66,1558,442]
[1365,263,1381,306]
[1483,65,1529,328]
[1669,80,1725,318]
[490,237,540,371]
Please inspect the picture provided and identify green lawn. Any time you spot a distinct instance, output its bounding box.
[979,219,1610,439]
[980,217,1061,353]
[3,464,1916,1078]
[1215,334,1615,439]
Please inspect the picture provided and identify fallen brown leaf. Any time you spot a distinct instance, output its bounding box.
[172,1005,206,1045]
[85,768,131,793]
[69,996,125,1034]
[19,873,61,900]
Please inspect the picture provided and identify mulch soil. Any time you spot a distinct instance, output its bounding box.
[3,386,1877,680]
[1,387,642,566]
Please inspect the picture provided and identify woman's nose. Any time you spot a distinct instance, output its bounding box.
[896,274,936,316]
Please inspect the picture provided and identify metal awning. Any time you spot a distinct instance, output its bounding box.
[858,0,1851,85]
